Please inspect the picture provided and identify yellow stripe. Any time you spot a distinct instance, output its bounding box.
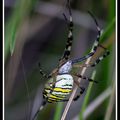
[53,88,71,93]
[48,99,55,103]
[48,99,56,103]
[48,98,60,103]
[49,94,63,100]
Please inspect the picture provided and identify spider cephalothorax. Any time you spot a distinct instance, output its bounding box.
[32,0,110,119]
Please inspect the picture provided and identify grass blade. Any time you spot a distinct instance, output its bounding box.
[79,70,96,120]
[104,81,115,120]
[54,102,63,120]
[100,17,115,42]
[5,0,37,59]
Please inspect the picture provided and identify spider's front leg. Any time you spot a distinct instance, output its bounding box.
[71,12,107,65]
[90,44,110,67]
[71,12,110,67]
[72,44,110,68]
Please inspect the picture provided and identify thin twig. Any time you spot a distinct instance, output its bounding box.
[61,48,94,120]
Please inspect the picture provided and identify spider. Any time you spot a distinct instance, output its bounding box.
[32,0,110,119]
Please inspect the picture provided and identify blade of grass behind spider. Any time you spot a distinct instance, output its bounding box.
[104,81,115,120]
[108,0,115,22]
[79,70,96,120]
[5,0,37,59]
[100,17,115,43]
[54,102,64,120]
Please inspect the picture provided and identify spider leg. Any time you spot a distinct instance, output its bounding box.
[48,0,73,77]
[72,44,110,68]
[90,48,110,67]
[71,12,102,64]
[73,87,85,101]
[38,63,50,78]
[32,77,62,120]
[73,73,98,83]
[70,72,97,101]
[59,0,73,65]
[38,2,73,78]
[73,79,86,92]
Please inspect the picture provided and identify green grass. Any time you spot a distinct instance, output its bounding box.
[54,102,64,120]
[5,0,38,59]
[79,71,96,120]
[100,17,115,43]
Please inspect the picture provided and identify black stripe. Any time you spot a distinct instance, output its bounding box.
[48,98,62,103]
[62,84,72,87]
[51,93,65,98]
[96,59,100,63]
[70,22,73,27]
[93,46,97,51]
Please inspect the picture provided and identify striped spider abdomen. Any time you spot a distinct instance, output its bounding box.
[43,74,73,103]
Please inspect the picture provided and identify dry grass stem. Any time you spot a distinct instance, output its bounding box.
[84,87,112,119]
[61,51,93,120]
[104,82,115,120]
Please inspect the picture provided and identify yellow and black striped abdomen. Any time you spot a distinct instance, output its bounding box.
[43,74,73,103]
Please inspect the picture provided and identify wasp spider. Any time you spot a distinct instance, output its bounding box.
[32,0,110,119]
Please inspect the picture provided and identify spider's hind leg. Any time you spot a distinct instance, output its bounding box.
[71,71,98,101]
[38,62,50,78]
[74,73,98,83]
